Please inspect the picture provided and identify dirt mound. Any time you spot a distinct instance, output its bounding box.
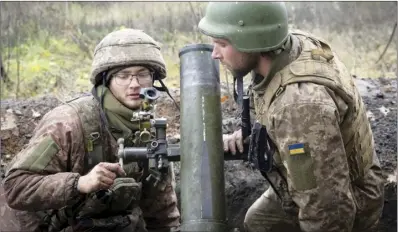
[357,77,397,232]
[0,78,396,231]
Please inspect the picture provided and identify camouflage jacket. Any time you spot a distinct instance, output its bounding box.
[2,95,180,232]
[251,31,385,231]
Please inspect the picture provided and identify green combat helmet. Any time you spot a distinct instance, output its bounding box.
[198,2,289,53]
[90,28,166,86]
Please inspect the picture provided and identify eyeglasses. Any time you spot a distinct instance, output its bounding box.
[113,71,154,86]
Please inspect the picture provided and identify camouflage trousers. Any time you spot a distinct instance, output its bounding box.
[243,187,382,232]
[243,187,301,232]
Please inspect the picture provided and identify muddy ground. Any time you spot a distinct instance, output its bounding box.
[0,77,396,231]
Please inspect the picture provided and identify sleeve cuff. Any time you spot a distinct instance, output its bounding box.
[66,173,85,205]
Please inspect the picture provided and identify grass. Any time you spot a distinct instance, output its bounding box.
[162,26,397,91]
[1,2,396,100]
[307,27,397,79]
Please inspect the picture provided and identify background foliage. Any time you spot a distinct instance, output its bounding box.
[0,2,397,100]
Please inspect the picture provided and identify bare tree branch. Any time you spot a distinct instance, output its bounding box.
[188,2,201,26]
[15,2,21,99]
[376,22,397,63]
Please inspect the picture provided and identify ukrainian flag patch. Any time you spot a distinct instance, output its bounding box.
[288,143,306,155]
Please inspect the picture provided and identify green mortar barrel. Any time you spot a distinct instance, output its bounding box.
[179,44,229,232]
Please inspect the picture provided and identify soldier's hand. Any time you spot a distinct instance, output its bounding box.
[77,162,126,194]
[222,128,243,155]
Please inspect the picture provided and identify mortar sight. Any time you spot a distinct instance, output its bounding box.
[140,87,159,102]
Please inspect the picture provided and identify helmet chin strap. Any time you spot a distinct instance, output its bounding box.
[233,35,293,103]
[256,34,292,86]
[153,78,180,111]
[233,74,245,108]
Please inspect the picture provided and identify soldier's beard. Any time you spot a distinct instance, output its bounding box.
[229,53,259,78]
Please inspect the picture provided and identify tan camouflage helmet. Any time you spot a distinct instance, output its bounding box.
[90,28,166,85]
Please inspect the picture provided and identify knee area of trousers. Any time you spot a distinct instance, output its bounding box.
[243,204,257,227]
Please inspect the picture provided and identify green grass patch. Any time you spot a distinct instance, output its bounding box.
[1,2,395,100]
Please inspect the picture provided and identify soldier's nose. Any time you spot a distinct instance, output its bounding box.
[129,77,140,88]
[212,50,221,60]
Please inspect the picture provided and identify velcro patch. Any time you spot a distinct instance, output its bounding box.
[288,143,306,155]
[12,135,60,172]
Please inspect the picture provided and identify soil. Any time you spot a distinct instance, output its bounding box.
[0,78,396,231]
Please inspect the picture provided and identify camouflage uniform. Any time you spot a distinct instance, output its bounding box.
[243,31,385,232]
[198,2,385,231]
[1,29,180,232]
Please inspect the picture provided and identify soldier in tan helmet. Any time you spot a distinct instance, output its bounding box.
[198,2,385,232]
[1,29,180,232]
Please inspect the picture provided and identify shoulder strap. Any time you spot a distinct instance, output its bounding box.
[291,29,334,61]
[279,35,354,105]
[67,96,104,173]
[253,73,283,129]
[37,96,103,230]
[258,32,356,128]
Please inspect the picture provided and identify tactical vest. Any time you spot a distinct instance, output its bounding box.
[67,95,108,173]
[253,30,374,182]
[67,95,146,180]
[40,96,145,231]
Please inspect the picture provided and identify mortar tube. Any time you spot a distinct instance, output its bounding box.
[179,44,228,232]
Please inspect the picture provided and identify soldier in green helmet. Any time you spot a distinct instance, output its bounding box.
[199,2,385,232]
[1,29,180,232]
